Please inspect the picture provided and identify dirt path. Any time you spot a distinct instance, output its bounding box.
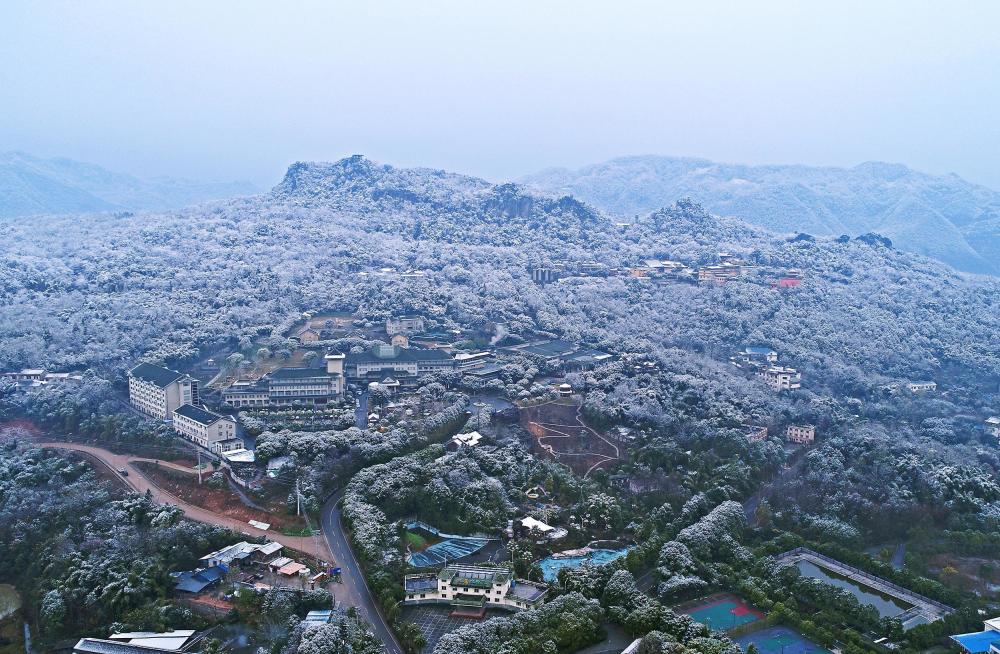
[526,402,620,477]
[37,441,332,562]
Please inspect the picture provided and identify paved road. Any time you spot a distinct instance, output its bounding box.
[35,441,330,561]
[743,451,808,523]
[322,489,403,654]
[355,391,369,428]
[40,440,401,654]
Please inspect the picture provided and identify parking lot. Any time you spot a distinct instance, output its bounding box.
[401,605,505,652]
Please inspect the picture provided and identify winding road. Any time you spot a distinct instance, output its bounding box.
[321,490,403,654]
[34,441,330,561]
[35,440,401,653]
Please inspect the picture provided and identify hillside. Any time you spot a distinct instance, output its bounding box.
[0,151,258,217]
[520,155,1000,275]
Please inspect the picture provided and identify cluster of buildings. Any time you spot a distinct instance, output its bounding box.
[731,346,802,392]
[698,253,746,284]
[128,363,240,453]
[499,338,613,373]
[1,367,83,392]
[403,564,548,616]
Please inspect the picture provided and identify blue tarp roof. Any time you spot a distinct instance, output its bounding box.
[951,630,1000,653]
[172,566,224,593]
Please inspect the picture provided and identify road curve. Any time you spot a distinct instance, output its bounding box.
[35,441,331,561]
[322,490,404,654]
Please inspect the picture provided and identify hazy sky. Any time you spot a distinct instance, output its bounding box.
[2,1,998,189]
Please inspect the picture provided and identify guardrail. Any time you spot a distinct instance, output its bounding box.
[775,547,954,613]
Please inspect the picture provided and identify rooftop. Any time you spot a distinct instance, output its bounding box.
[404,574,439,593]
[507,579,548,602]
[439,565,510,588]
[347,346,453,365]
[270,367,336,380]
[74,639,186,654]
[129,362,186,388]
[173,403,228,426]
[108,631,196,652]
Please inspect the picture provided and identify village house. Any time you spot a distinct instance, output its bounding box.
[986,417,1000,439]
[1,368,83,391]
[746,425,768,442]
[171,404,237,451]
[446,430,483,451]
[786,424,816,444]
[296,327,321,344]
[907,381,937,392]
[127,362,199,420]
[200,541,283,568]
[737,346,778,366]
[403,564,547,615]
[757,366,802,391]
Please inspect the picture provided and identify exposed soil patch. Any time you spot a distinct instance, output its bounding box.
[519,398,620,477]
[135,462,306,530]
[928,553,1000,598]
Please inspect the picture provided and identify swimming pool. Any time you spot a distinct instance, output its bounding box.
[538,547,633,581]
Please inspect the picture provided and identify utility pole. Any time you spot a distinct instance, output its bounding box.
[296,478,301,516]
[197,450,202,485]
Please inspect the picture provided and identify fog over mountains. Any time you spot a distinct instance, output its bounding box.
[0,151,258,217]
[521,155,1000,275]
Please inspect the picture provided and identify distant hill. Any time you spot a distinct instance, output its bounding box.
[0,151,258,217]
[520,155,1000,275]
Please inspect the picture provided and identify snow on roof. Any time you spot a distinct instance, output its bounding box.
[222,449,255,463]
[108,631,196,652]
[451,431,483,447]
[520,516,555,532]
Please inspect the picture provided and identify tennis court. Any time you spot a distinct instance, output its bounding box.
[680,594,764,632]
[735,626,831,654]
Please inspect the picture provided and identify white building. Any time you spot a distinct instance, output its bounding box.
[786,425,816,444]
[987,417,1000,439]
[907,381,937,392]
[403,565,547,612]
[756,366,801,391]
[128,363,198,420]
[172,404,237,451]
[386,315,426,336]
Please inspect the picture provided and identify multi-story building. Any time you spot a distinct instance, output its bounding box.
[223,352,345,408]
[221,378,270,408]
[268,367,343,406]
[345,345,455,386]
[756,366,801,391]
[786,425,815,444]
[737,346,778,366]
[746,425,768,442]
[386,315,426,336]
[403,565,547,614]
[986,417,1000,439]
[698,263,743,284]
[172,404,237,451]
[907,381,937,393]
[128,362,198,420]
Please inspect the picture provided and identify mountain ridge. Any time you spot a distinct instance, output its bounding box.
[0,151,259,217]
[520,155,1000,275]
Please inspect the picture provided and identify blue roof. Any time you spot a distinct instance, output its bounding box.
[951,630,1000,653]
[172,566,224,593]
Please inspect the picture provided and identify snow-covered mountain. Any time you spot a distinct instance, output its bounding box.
[0,151,258,217]
[520,155,1000,275]
[271,155,607,245]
